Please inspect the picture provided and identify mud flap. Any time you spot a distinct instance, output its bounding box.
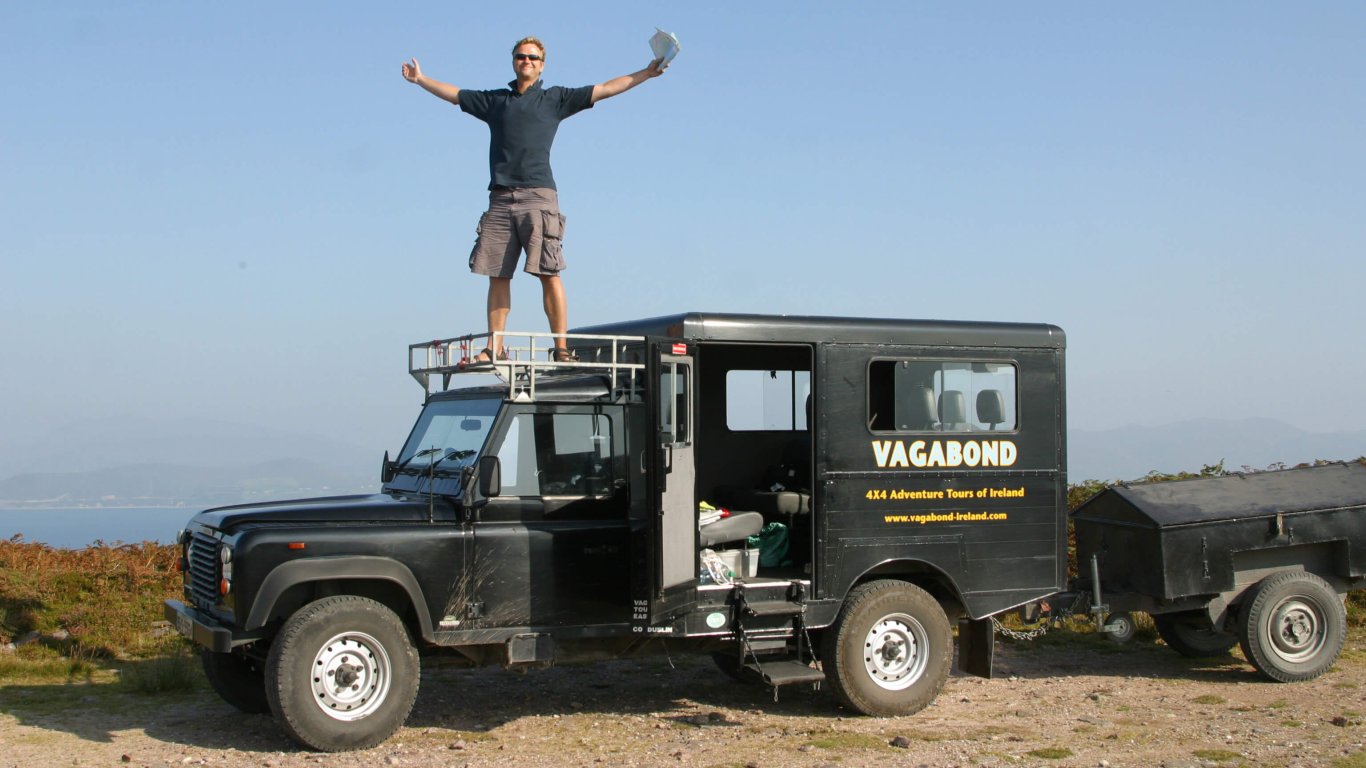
[957,617,995,679]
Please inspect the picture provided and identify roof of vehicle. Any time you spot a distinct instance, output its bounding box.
[573,312,1066,349]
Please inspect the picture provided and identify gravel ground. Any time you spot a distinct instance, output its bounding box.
[2,627,1364,768]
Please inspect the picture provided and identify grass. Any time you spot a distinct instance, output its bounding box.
[803,730,890,750]
[1334,751,1366,768]
[119,647,200,694]
[1027,747,1074,759]
[0,643,100,684]
[1192,749,1241,763]
[1192,694,1226,705]
[0,537,183,672]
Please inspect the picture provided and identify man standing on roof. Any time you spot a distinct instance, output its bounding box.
[403,36,666,364]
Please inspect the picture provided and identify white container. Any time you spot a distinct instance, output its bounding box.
[714,547,758,579]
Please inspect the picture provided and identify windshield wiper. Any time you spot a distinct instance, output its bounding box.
[391,447,442,476]
[429,449,476,475]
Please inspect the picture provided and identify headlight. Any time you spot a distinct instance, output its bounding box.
[219,545,233,594]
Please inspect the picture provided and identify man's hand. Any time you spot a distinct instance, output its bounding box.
[402,58,461,104]
[645,58,667,78]
[402,58,422,83]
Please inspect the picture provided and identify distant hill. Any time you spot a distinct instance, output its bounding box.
[0,459,377,508]
[0,416,381,507]
[1069,417,1366,482]
[2,415,1361,506]
[0,415,378,476]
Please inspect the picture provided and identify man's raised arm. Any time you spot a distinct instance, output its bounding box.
[402,58,461,105]
[590,58,666,104]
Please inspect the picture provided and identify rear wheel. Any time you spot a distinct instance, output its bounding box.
[1153,612,1237,658]
[1237,571,1345,683]
[821,580,951,716]
[202,649,270,713]
[265,596,420,751]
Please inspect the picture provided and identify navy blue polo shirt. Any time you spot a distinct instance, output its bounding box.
[459,80,595,190]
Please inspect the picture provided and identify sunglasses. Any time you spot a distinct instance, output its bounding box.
[513,53,543,62]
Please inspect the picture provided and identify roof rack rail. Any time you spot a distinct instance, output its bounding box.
[409,330,647,399]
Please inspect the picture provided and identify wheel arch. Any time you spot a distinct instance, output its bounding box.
[246,557,434,641]
[847,558,967,620]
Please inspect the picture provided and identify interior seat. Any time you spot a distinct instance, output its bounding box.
[938,390,970,431]
[976,389,1006,430]
[699,511,764,548]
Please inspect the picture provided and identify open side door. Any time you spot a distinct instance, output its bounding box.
[646,338,698,623]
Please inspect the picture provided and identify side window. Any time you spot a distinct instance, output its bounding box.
[725,369,812,431]
[868,360,1017,433]
[659,363,691,445]
[495,411,620,496]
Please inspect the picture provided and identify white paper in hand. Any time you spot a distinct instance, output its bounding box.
[649,28,680,66]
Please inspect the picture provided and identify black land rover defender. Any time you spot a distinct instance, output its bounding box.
[165,312,1068,751]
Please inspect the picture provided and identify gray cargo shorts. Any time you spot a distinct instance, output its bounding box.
[468,187,566,278]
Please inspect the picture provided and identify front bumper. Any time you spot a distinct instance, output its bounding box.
[164,599,264,653]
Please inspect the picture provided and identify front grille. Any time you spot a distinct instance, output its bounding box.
[186,531,220,609]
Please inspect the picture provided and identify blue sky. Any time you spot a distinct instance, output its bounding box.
[3,2,1364,463]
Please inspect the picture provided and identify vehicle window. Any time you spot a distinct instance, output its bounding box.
[725,369,811,431]
[396,398,501,469]
[496,412,620,496]
[867,360,1017,433]
[659,363,690,445]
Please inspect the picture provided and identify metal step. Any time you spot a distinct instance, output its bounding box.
[742,599,804,617]
[744,638,788,653]
[744,659,825,687]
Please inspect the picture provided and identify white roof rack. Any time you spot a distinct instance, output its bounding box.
[409,330,647,399]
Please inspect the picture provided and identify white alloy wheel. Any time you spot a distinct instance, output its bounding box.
[310,630,394,721]
[862,612,929,691]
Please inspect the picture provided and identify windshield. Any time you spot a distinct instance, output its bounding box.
[393,398,501,478]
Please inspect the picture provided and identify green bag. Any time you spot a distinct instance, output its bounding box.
[746,522,790,568]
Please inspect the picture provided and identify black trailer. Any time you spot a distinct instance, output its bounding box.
[1072,461,1366,681]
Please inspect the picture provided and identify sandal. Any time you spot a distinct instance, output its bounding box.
[459,347,509,370]
[550,347,579,363]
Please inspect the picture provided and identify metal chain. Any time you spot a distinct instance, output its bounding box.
[990,615,1052,640]
[989,592,1088,642]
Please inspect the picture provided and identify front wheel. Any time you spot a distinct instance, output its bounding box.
[265,596,420,752]
[821,580,951,716]
[1237,571,1345,683]
[202,649,270,713]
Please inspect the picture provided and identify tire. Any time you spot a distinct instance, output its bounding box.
[202,649,270,714]
[1153,612,1238,658]
[1237,571,1346,683]
[821,580,951,716]
[1103,612,1136,644]
[265,596,420,752]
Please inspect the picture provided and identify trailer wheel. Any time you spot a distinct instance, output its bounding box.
[821,580,951,716]
[1237,571,1345,683]
[1103,612,1136,644]
[202,649,270,713]
[1153,613,1237,658]
[265,596,420,752]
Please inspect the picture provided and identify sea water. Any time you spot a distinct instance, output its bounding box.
[0,507,198,548]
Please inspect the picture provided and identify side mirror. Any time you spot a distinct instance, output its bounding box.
[381,451,396,483]
[462,456,501,514]
[478,455,501,498]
